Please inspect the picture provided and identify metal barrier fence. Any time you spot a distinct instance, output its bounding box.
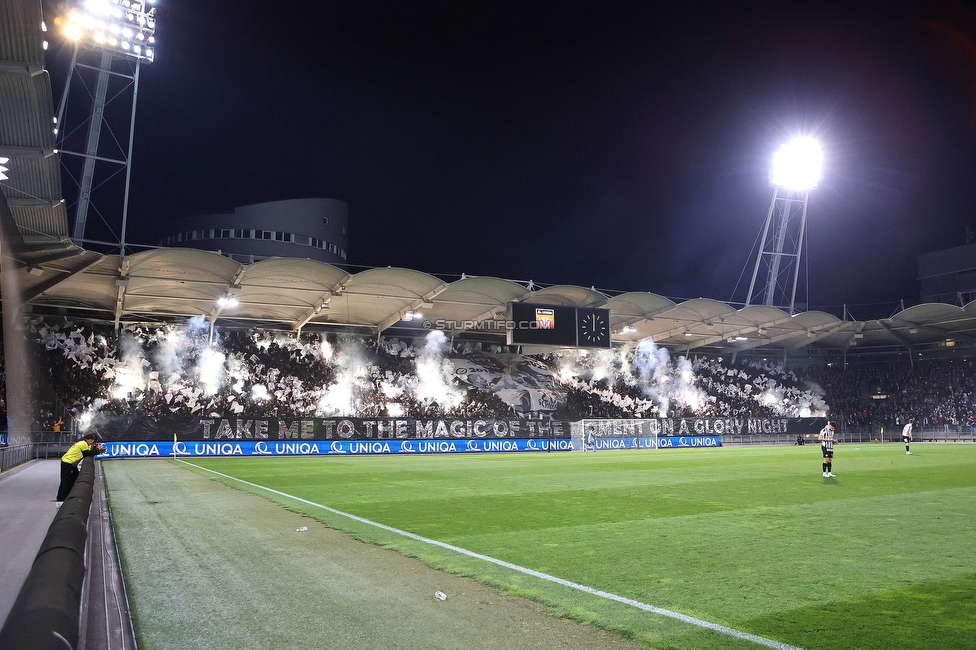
[0,441,72,473]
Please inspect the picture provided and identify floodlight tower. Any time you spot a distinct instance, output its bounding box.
[55,0,157,252]
[744,137,822,314]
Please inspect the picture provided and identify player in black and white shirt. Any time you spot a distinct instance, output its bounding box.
[819,421,837,477]
[902,418,914,455]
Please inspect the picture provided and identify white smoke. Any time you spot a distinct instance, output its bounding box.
[251,384,270,402]
[632,338,706,415]
[320,339,334,361]
[411,331,463,411]
[315,337,371,416]
[197,347,226,396]
[151,326,185,387]
[109,332,148,400]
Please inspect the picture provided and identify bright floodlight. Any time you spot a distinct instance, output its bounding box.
[770,137,822,190]
[217,296,238,309]
[60,0,157,62]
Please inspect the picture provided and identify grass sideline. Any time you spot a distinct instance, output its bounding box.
[105,460,655,650]
[179,444,976,649]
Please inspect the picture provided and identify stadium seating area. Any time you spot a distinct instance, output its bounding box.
[9,319,976,430]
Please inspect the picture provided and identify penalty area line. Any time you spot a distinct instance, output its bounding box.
[177,459,803,650]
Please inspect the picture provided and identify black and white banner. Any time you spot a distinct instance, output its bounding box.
[87,415,571,442]
[85,415,826,442]
[592,417,827,437]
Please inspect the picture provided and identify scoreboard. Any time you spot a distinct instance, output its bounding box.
[507,303,611,349]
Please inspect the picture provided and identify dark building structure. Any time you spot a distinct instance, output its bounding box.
[159,198,348,265]
[918,243,976,305]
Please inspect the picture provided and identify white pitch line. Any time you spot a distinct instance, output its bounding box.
[177,460,803,650]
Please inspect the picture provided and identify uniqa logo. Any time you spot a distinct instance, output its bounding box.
[109,443,161,457]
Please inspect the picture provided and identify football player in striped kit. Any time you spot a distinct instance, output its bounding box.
[819,421,837,477]
[902,418,914,455]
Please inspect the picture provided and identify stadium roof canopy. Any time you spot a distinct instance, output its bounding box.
[5,0,976,357]
[9,244,976,356]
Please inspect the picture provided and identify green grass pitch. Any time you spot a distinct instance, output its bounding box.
[152,444,975,649]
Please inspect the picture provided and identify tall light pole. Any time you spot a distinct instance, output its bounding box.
[745,137,823,314]
[55,0,157,253]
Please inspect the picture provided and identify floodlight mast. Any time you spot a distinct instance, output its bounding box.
[744,138,822,314]
[56,0,157,254]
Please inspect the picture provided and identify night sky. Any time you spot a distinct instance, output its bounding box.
[45,1,976,315]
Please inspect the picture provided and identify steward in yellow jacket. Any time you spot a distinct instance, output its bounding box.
[56,434,103,504]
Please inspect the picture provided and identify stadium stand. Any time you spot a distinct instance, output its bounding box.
[18,319,976,436]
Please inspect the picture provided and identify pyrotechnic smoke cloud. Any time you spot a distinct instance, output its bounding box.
[411,331,463,410]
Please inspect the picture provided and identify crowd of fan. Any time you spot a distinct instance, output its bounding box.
[553,354,826,420]
[12,320,976,430]
[25,321,823,423]
[33,322,514,421]
[805,360,976,429]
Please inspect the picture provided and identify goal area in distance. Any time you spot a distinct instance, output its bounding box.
[570,419,659,451]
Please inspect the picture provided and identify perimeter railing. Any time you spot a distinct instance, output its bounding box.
[0,433,76,473]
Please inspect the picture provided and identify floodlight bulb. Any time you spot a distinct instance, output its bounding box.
[770,137,822,190]
[64,23,83,40]
[217,296,239,309]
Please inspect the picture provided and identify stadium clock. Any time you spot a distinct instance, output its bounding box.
[576,308,611,348]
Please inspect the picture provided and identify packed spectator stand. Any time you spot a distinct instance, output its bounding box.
[0,319,969,435]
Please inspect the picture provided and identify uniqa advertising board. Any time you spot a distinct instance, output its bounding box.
[99,435,721,458]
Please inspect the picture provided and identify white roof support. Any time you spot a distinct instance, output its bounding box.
[375,282,449,333]
[113,257,130,331]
